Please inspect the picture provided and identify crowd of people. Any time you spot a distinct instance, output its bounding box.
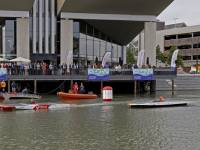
[0,61,162,76]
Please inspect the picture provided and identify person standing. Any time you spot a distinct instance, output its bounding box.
[69,62,73,75]
[79,83,85,94]
[24,64,29,75]
[42,63,46,75]
[73,82,79,94]
[11,81,16,93]
[49,63,53,75]
[61,63,66,75]
[20,63,24,75]
[1,80,6,92]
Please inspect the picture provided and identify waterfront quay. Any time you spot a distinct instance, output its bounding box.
[6,69,177,94]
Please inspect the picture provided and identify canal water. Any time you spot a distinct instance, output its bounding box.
[0,91,199,149]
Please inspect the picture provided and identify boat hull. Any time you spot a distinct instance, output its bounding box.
[57,92,97,100]
[129,102,187,108]
[1,93,42,100]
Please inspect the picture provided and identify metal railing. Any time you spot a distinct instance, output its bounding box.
[6,68,177,76]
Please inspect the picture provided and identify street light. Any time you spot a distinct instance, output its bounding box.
[196,41,199,73]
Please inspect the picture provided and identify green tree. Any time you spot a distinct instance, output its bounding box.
[166,44,184,67]
[126,46,136,64]
[156,45,166,66]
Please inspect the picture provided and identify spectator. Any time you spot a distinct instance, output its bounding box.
[28,63,32,75]
[11,81,16,93]
[24,64,29,75]
[53,63,57,75]
[128,63,131,69]
[46,64,49,75]
[69,62,73,75]
[42,63,46,75]
[49,63,53,75]
[1,80,6,92]
[22,87,27,94]
[152,65,156,69]
[158,65,162,69]
[61,63,66,75]
[141,63,145,69]
[134,64,138,69]
[20,63,24,75]
[36,63,40,75]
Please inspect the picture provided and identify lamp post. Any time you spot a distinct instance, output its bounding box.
[196,41,199,73]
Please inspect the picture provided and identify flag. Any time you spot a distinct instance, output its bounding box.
[137,50,145,68]
[171,49,179,69]
[102,52,111,67]
[66,51,72,66]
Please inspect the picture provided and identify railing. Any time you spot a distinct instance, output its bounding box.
[6,68,177,76]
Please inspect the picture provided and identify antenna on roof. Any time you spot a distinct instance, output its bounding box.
[173,18,178,28]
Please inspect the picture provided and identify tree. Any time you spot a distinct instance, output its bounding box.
[166,44,184,67]
[156,45,166,66]
[126,46,136,64]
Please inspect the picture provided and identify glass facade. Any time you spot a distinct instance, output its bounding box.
[73,20,122,65]
[0,19,16,59]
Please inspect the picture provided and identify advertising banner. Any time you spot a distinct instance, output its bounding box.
[137,49,145,68]
[88,69,109,81]
[0,68,7,81]
[133,69,153,80]
[102,52,111,67]
[66,51,72,66]
[171,49,179,69]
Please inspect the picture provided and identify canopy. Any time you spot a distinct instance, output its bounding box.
[0,58,10,62]
[10,57,30,63]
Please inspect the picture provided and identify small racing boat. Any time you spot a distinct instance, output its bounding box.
[0,103,70,110]
[0,92,42,100]
[128,101,187,108]
[57,92,97,100]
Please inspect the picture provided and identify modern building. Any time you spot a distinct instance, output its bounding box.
[139,22,200,66]
[0,0,174,65]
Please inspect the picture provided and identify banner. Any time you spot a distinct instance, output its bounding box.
[66,51,72,66]
[133,69,153,80]
[171,49,179,69]
[137,50,145,68]
[0,68,7,81]
[102,52,111,67]
[88,69,109,81]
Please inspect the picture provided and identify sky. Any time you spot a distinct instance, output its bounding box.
[157,0,200,26]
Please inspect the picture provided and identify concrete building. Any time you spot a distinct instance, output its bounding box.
[139,22,200,67]
[0,0,174,65]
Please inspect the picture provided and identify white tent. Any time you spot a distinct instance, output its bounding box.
[0,58,9,62]
[10,57,30,63]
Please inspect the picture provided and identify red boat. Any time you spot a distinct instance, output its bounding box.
[0,105,15,110]
[57,92,97,100]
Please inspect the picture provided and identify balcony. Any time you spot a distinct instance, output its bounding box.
[164,48,200,57]
[164,36,200,47]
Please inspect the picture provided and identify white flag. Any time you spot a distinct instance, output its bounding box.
[137,50,145,68]
[102,52,111,67]
[171,49,179,69]
[66,51,72,66]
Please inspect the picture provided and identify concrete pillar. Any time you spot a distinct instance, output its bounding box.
[8,79,10,93]
[122,46,127,64]
[134,80,137,94]
[70,80,73,91]
[172,79,174,93]
[150,80,156,93]
[39,0,43,54]
[144,82,148,92]
[17,18,29,59]
[101,81,103,94]
[51,0,55,54]
[33,0,37,53]
[34,80,37,94]
[61,19,73,64]
[144,22,156,65]
[45,0,49,54]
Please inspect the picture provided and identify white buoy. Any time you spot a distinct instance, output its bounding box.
[103,86,113,101]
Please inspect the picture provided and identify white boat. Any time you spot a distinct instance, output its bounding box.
[0,92,42,100]
[128,101,187,108]
[14,103,70,110]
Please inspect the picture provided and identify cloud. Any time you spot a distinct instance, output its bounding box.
[157,0,200,26]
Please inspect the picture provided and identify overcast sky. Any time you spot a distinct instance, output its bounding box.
[157,0,200,26]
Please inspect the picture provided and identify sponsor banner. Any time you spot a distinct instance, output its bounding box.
[133,69,153,80]
[171,49,179,69]
[88,69,109,81]
[0,68,7,81]
[137,49,145,68]
[66,51,72,66]
[102,52,111,67]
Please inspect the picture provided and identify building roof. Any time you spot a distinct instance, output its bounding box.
[165,22,187,30]
[0,0,35,11]
[58,0,174,45]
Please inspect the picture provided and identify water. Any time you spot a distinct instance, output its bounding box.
[0,91,200,149]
